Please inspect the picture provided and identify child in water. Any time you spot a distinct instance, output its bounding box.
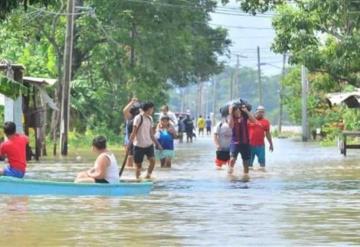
[213,118,232,169]
[155,115,177,168]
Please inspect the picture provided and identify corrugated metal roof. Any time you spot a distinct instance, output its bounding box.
[326,88,360,108]
[23,76,57,86]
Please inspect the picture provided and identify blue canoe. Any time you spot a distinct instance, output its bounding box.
[0,177,153,196]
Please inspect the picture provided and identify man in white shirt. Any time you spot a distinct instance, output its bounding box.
[129,102,163,179]
[159,105,178,127]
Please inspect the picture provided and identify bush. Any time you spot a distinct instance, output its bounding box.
[68,125,124,149]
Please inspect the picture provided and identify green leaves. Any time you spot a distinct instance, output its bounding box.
[0,75,27,99]
[0,0,55,20]
[0,0,230,135]
[221,0,285,15]
[271,1,360,87]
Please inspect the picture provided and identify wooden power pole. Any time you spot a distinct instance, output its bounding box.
[257,46,263,105]
[60,0,75,155]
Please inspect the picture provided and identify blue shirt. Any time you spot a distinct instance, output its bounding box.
[157,130,174,150]
[206,119,212,128]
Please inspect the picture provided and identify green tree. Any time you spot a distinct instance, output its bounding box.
[0,0,230,150]
[0,0,55,19]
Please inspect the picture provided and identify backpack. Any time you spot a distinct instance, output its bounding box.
[127,115,143,135]
[129,115,144,134]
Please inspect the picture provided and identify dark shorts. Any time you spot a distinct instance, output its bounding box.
[186,131,193,138]
[199,128,204,132]
[216,150,230,162]
[134,145,155,164]
[206,127,211,132]
[215,150,230,167]
[95,178,109,183]
[230,143,251,161]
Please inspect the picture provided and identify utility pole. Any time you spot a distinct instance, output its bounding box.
[196,79,203,118]
[278,53,286,133]
[200,81,204,116]
[230,66,234,100]
[180,88,185,112]
[212,77,217,125]
[230,54,246,100]
[257,46,263,105]
[212,77,216,115]
[301,65,309,142]
[60,0,75,156]
[205,84,209,117]
[234,54,240,98]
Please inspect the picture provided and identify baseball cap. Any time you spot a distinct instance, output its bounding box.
[256,106,265,112]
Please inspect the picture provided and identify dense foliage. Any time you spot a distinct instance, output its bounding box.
[227,0,360,141]
[0,0,230,149]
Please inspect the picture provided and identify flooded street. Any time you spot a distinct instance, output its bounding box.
[0,137,360,246]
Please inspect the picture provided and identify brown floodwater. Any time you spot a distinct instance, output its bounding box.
[0,136,359,246]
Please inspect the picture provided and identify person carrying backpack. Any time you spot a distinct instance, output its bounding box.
[129,102,163,179]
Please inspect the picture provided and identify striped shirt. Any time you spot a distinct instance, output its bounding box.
[231,115,249,145]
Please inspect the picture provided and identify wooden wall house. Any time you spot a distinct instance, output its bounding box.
[0,62,57,160]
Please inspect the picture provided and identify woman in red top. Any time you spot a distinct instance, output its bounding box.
[248,106,274,171]
[0,122,29,178]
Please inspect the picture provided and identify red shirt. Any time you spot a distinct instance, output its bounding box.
[0,134,29,172]
[248,118,270,146]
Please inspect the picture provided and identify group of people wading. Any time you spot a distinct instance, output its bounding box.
[214,102,274,179]
[0,98,273,184]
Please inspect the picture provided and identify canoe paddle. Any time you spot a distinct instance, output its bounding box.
[119,147,129,177]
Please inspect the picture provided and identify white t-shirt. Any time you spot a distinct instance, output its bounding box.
[214,121,232,151]
[133,113,154,148]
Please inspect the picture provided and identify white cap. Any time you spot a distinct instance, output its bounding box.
[256,106,265,112]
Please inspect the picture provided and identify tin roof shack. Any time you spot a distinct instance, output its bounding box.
[0,63,57,160]
[326,89,360,109]
[326,89,360,156]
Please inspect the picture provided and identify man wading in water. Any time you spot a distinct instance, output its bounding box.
[129,102,163,179]
[248,106,274,171]
[228,104,257,180]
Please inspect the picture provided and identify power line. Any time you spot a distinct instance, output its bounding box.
[27,5,88,16]
[213,9,274,18]
[27,4,275,31]
[209,23,273,30]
